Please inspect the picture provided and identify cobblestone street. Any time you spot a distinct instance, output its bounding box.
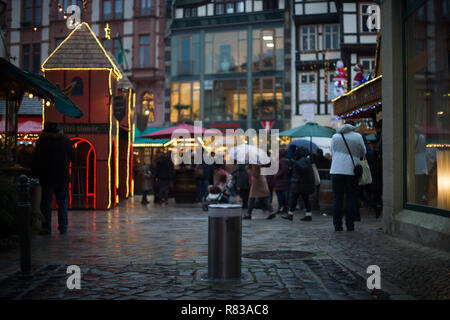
[0,197,449,300]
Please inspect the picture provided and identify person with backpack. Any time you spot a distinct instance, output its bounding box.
[282,146,316,222]
[330,122,366,232]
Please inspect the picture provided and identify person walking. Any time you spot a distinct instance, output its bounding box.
[282,146,315,222]
[330,123,366,232]
[155,151,174,205]
[231,164,251,210]
[32,122,74,235]
[274,149,289,214]
[141,162,152,204]
[243,165,276,220]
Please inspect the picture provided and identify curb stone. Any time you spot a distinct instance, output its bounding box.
[334,257,415,300]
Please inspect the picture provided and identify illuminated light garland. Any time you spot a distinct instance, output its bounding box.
[69,137,97,209]
[126,89,131,198]
[332,75,383,103]
[427,144,450,148]
[336,102,382,120]
[42,22,123,80]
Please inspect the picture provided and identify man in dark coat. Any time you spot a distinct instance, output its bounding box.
[32,122,74,234]
[282,146,315,222]
[155,151,174,205]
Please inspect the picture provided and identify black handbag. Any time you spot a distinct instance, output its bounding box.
[341,133,363,179]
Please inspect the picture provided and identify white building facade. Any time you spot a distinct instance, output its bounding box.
[292,0,380,129]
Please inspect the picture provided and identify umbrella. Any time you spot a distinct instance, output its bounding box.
[227,144,271,165]
[141,123,208,139]
[289,139,319,155]
[279,122,336,138]
[0,58,83,118]
[279,122,336,153]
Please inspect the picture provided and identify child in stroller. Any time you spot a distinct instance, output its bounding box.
[202,170,235,211]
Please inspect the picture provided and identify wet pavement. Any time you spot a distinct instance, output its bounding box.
[0,197,449,300]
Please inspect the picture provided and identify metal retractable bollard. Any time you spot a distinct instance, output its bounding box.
[208,204,242,280]
[17,175,31,277]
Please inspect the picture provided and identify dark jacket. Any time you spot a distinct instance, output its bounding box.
[289,147,315,195]
[155,154,174,181]
[231,164,250,190]
[274,149,288,191]
[32,132,74,186]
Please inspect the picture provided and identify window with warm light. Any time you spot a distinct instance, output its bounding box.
[405,0,450,212]
[142,92,155,122]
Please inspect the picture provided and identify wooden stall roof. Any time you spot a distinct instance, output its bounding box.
[332,75,382,119]
[42,23,122,80]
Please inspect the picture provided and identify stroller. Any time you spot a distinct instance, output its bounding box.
[202,173,235,212]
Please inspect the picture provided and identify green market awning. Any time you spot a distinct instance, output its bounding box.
[134,126,170,147]
[0,57,83,118]
[279,122,336,138]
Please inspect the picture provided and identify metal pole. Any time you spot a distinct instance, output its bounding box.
[17,174,31,277]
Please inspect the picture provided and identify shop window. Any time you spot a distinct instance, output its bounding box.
[72,77,83,96]
[179,36,192,74]
[253,28,283,71]
[205,30,247,74]
[252,77,283,120]
[142,92,155,122]
[405,0,450,212]
[170,82,200,123]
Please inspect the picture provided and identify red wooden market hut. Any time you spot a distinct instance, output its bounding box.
[41,22,135,210]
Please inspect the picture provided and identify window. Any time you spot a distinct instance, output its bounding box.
[103,0,122,20]
[179,36,192,74]
[205,30,247,74]
[301,26,316,51]
[252,77,283,120]
[324,24,340,50]
[58,0,82,19]
[22,45,30,72]
[204,79,248,122]
[142,92,155,122]
[263,0,279,10]
[360,57,375,78]
[360,3,379,33]
[103,0,112,19]
[71,77,83,96]
[142,0,151,15]
[215,1,225,15]
[23,0,42,26]
[183,7,198,18]
[253,28,284,71]
[102,38,122,63]
[139,35,151,68]
[170,82,200,123]
[405,0,450,213]
[299,73,317,101]
[22,44,40,74]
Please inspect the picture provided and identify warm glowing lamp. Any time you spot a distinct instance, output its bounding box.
[28,93,34,98]
[437,150,450,210]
